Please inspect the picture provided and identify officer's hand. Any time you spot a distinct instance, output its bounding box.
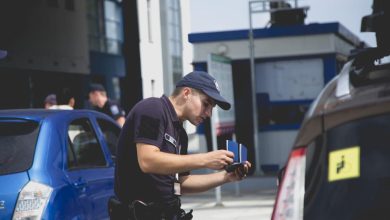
[204,150,234,170]
[226,161,251,182]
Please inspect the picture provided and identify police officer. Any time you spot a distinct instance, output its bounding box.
[113,71,251,220]
[88,83,126,127]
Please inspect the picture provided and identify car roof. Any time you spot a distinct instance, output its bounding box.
[295,57,390,147]
[307,59,390,119]
[0,109,115,123]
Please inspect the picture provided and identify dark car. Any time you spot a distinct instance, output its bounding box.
[272,1,390,219]
[0,109,121,219]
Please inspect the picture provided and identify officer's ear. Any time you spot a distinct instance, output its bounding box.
[182,87,192,100]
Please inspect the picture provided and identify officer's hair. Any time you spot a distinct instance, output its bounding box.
[171,87,202,97]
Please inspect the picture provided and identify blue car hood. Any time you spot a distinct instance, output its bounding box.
[0,172,30,219]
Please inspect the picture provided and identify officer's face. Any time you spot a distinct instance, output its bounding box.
[89,92,98,106]
[186,89,215,126]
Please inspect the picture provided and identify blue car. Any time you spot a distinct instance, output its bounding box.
[0,109,121,219]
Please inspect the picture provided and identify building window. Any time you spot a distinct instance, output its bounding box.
[167,0,183,84]
[87,0,123,55]
[104,0,123,54]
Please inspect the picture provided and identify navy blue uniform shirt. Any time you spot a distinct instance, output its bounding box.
[114,95,188,204]
[95,99,125,120]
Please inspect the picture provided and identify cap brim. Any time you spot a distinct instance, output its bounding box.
[203,90,231,110]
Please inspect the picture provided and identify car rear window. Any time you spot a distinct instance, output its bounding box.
[0,120,40,175]
[304,113,390,220]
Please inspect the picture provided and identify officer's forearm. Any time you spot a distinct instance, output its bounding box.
[179,172,228,194]
[137,143,207,174]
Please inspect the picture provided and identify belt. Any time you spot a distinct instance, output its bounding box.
[108,196,192,220]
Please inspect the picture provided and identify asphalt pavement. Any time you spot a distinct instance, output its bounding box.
[181,175,277,220]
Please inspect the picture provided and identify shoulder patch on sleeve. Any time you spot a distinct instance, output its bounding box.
[110,105,120,115]
[138,115,161,140]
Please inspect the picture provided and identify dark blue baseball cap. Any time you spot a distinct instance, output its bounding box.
[88,83,106,93]
[176,71,231,110]
[0,50,7,59]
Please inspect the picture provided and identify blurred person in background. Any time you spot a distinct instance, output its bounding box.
[43,94,57,109]
[88,83,126,127]
[49,87,75,110]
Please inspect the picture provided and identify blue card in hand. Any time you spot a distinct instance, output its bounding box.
[240,144,248,163]
[226,140,239,163]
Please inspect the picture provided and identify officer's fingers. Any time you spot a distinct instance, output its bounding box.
[244,161,252,168]
[244,164,251,173]
[213,151,232,162]
[221,150,234,158]
[223,155,233,164]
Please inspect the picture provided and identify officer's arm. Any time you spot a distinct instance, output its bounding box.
[116,116,125,127]
[179,161,250,194]
[179,172,229,194]
[137,143,205,174]
[136,143,234,175]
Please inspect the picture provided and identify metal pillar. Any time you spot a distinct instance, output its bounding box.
[248,1,261,175]
[247,0,309,175]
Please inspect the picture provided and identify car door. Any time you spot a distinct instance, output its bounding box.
[65,117,114,220]
[95,118,121,162]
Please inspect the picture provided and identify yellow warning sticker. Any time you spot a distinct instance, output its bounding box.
[328,146,360,182]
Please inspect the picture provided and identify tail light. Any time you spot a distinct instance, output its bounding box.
[272,147,306,220]
[12,181,53,220]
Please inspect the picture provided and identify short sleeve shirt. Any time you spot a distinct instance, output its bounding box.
[114,95,188,204]
[96,100,126,120]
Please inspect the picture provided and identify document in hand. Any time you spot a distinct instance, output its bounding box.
[226,140,239,163]
[225,140,248,172]
[240,144,248,163]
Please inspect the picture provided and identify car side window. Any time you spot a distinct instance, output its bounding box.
[67,118,107,169]
[97,118,121,159]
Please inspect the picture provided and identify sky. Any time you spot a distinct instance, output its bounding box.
[189,0,377,47]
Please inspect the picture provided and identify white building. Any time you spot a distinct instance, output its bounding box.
[137,0,187,98]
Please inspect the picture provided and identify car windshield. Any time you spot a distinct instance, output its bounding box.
[304,113,390,220]
[0,119,40,175]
